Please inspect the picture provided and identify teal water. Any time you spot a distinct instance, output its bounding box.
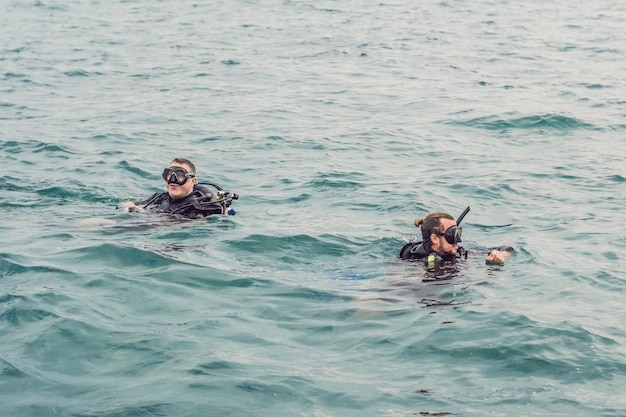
[1,1,625,416]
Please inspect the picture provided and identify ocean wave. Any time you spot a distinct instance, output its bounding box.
[57,242,196,272]
[74,403,172,417]
[0,299,61,327]
[226,233,360,260]
[0,139,76,155]
[0,254,71,279]
[447,113,599,131]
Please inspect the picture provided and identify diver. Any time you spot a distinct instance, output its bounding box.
[118,157,238,219]
[399,207,513,267]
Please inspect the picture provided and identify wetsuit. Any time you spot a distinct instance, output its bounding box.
[135,184,229,219]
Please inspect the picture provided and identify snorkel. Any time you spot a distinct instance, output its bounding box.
[456,206,470,226]
[454,206,470,259]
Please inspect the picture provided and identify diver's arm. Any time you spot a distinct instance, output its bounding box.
[117,193,161,213]
[485,246,514,265]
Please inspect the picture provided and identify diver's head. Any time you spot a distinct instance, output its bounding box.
[162,158,197,200]
[414,211,462,256]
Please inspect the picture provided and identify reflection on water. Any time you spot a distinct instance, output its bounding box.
[350,258,475,319]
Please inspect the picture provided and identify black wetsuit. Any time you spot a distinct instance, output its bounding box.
[135,184,226,219]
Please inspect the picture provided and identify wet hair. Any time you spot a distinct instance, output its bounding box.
[414,211,454,243]
[170,158,196,175]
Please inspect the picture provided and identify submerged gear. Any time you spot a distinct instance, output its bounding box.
[162,167,196,185]
[136,182,238,218]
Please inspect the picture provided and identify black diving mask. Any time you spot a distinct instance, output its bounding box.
[162,167,195,185]
[439,226,462,245]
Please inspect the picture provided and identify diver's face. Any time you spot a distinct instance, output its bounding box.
[431,218,459,256]
[165,162,196,200]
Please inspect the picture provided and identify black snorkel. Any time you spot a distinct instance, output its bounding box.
[456,206,470,226]
[455,206,470,259]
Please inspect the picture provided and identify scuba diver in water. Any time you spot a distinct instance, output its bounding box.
[119,157,238,219]
[399,207,513,267]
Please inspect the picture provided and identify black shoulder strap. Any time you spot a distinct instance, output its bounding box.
[140,192,168,208]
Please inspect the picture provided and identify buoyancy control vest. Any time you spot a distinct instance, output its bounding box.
[136,183,238,218]
[399,241,468,271]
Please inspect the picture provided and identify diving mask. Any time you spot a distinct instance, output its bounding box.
[162,167,195,185]
[439,225,462,244]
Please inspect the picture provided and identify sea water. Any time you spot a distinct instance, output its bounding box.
[1,0,625,416]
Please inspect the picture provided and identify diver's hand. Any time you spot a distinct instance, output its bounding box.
[118,201,138,213]
[485,250,511,265]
